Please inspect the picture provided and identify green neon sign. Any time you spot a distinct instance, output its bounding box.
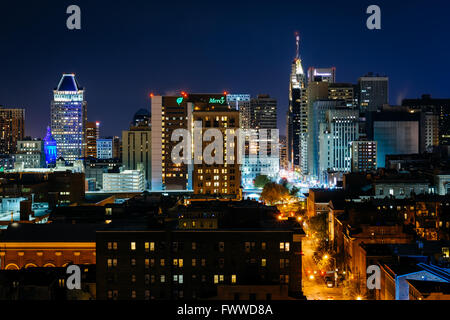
[177,97,184,105]
[209,97,226,104]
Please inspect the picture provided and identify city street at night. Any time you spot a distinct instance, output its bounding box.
[302,237,345,300]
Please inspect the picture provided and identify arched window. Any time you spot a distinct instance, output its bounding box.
[5,263,19,270]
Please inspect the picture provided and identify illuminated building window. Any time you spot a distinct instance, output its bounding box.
[231,275,236,284]
[192,259,196,267]
[107,259,117,268]
[160,259,165,266]
[130,242,136,251]
[173,259,183,267]
[145,242,155,252]
[160,275,165,283]
[261,259,267,267]
[280,242,290,252]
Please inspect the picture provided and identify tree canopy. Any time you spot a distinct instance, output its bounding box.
[260,182,290,205]
[254,175,271,188]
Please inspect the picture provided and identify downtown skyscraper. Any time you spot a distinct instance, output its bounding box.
[227,94,251,128]
[358,72,388,114]
[151,93,241,196]
[50,74,87,163]
[287,33,307,172]
[0,106,25,155]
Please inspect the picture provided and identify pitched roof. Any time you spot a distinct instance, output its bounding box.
[56,74,81,91]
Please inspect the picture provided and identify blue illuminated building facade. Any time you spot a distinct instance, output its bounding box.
[50,74,87,163]
[96,138,113,159]
[44,126,57,165]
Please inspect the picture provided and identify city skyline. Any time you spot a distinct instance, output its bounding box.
[1,0,450,304]
[1,1,450,137]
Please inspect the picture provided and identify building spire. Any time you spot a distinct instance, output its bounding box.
[295,32,300,60]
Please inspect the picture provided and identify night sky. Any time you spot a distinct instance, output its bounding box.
[0,0,449,138]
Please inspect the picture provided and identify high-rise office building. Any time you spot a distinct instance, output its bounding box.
[191,96,240,196]
[0,107,25,155]
[318,109,360,182]
[328,83,356,108]
[85,121,100,158]
[14,139,45,169]
[421,111,440,152]
[50,74,87,163]
[351,140,377,173]
[287,34,307,172]
[305,81,329,177]
[227,94,251,129]
[122,118,151,189]
[151,94,241,197]
[97,138,113,159]
[236,95,278,189]
[151,95,190,191]
[105,136,121,160]
[367,111,420,168]
[307,67,336,83]
[358,72,389,114]
[402,94,450,147]
[307,100,345,180]
[250,95,277,129]
[279,136,288,170]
